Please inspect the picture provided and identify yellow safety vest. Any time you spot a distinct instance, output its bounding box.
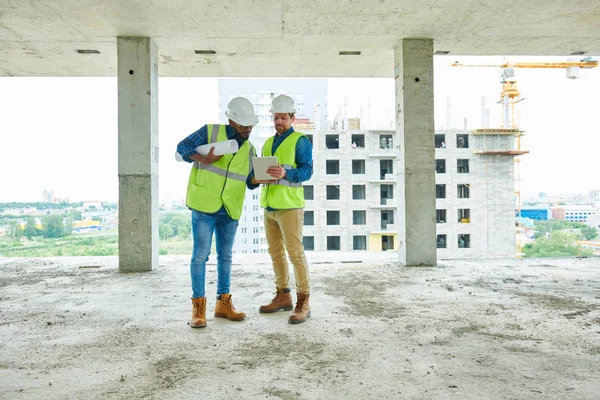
[260,131,305,209]
[186,124,255,220]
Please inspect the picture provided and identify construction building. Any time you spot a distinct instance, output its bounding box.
[301,126,524,258]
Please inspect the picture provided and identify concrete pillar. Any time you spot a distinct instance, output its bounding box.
[394,39,437,266]
[117,37,159,272]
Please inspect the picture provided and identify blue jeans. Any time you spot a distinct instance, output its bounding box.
[190,207,239,298]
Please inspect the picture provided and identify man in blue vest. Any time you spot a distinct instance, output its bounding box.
[254,94,314,324]
[176,97,259,328]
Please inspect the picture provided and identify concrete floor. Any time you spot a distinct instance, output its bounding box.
[0,253,599,400]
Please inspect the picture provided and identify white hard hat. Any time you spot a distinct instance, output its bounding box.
[225,97,259,127]
[269,94,296,114]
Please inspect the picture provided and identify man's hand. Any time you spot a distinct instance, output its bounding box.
[197,147,222,164]
[266,164,286,180]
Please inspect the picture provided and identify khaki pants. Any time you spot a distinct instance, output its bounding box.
[264,208,310,294]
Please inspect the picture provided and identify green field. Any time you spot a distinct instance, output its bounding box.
[0,229,193,257]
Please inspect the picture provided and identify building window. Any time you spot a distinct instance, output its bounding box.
[303,236,314,251]
[327,211,340,225]
[380,184,393,205]
[326,134,339,149]
[457,134,469,148]
[435,159,446,173]
[353,236,367,250]
[435,134,446,148]
[305,134,313,145]
[380,134,393,149]
[457,184,470,199]
[436,184,446,199]
[457,159,469,173]
[351,134,365,148]
[458,209,470,223]
[326,185,340,200]
[327,236,341,250]
[437,234,447,249]
[304,185,314,200]
[304,211,314,226]
[458,234,470,248]
[353,210,366,225]
[326,160,340,174]
[380,160,393,179]
[381,210,394,229]
[352,185,366,200]
[352,160,366,174]
[436,209,447,223]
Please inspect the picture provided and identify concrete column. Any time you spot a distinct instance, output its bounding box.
[394,39,437,266]
[117,37,159,272]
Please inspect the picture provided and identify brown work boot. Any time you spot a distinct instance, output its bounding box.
[214,294,246,321]
[190,297,207,328]
[288,293,311,324]
[259,288,293,313]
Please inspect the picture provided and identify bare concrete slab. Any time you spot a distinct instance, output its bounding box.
[1,253,599,400]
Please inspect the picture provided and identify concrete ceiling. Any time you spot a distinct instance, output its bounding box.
[1,0,600,78]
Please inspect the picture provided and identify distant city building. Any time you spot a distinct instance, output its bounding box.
[551,205,598,224]
[519,208,551,221]
[42,190,54,203]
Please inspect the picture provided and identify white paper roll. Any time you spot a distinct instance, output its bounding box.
[175,139,239,162]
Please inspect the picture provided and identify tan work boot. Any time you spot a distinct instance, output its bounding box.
[288,293,311,324]
[259,288,293,313]
[214,294,246,321]
[190,297,207,328]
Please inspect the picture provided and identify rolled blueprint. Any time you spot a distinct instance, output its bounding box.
[175,139,239,162]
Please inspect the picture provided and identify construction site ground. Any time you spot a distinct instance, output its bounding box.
[1,253,599,400]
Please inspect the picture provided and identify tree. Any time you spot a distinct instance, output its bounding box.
[523,230,592,258]
[24,216,39,239]
[159,224,174,240]
[8,220,23,242]
[42,215,67,238]
[580,225,598,241]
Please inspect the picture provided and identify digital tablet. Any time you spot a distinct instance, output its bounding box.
[252,156,279,181]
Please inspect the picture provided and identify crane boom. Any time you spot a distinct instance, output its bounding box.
[452,61,599,69]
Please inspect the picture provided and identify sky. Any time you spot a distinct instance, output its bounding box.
[1,56,599,203]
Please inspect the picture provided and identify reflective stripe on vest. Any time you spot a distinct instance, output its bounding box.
[260,131,305,209]
[186,124,254,220]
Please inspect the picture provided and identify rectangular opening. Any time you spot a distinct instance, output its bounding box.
[327,210,340,225]
[351,134,365,148]
[353,210,366,225]
[435,134,446,148]
[305,134,313,145]
[326,185,340,200]
[352,185,366,200]
[304,211,314,226]
[436,184,446,199]
[327,236,341,250]
[352,160,366,174]
[435,159,446,174]
[458,234,470,248]
[457,159,469,173]
[326,134,339,149]
[304,185,314,200]
[382,235,394,250]
[436,209,447,223]
[379,134,393,149]
[380,184,393,205]
[303,236,314,251]
[458,208,470,223]
[457,134,469,148]
[353,236,367,250]
[457,184,470,199]
[326,160,340,174]
[437,234,447,249]
[381,210,394,229]
[380,159,393,179]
